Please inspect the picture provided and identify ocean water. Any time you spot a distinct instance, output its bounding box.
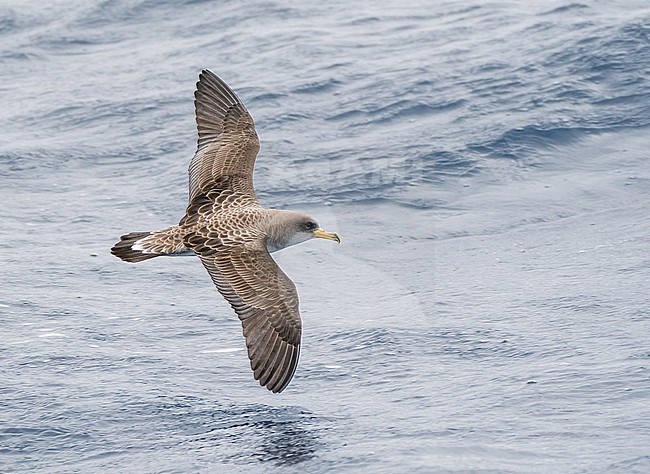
[1,0,649,472]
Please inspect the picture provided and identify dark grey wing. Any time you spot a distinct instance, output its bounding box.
[188,69,260,203]
[194,240,302,393]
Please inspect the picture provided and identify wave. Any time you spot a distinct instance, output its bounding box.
[2,1,648,210]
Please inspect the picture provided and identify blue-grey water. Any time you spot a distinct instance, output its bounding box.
[1,0,649,472]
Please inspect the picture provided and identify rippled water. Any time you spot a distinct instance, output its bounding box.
[1,0,649,472]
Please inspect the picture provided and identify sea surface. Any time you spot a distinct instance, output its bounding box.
[1,0,649,472]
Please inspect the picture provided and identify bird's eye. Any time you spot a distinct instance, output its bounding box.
[303,221,318,231]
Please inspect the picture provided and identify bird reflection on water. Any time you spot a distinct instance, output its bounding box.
[173,400,322,467]
[249,415,320,466]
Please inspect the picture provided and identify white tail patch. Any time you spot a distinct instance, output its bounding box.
[131,234,153,253]
[131,232,194,256]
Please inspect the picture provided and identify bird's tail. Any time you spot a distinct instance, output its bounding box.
[111,225,192,263]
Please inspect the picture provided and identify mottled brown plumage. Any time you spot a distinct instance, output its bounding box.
[111,69,340,393]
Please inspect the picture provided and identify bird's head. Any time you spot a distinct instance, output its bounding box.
[266,210,340,252]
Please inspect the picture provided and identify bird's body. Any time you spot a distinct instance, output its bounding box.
[111,70,339,393]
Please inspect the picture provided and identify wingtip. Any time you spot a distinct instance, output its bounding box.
[264,378,288,394]
[261,345,300,394]
[196,69,211,88]
[199,68,216,81]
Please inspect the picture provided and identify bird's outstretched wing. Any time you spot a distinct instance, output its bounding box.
[192,238,302,393]
[185,71,301,392]
[188,69,260,203]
